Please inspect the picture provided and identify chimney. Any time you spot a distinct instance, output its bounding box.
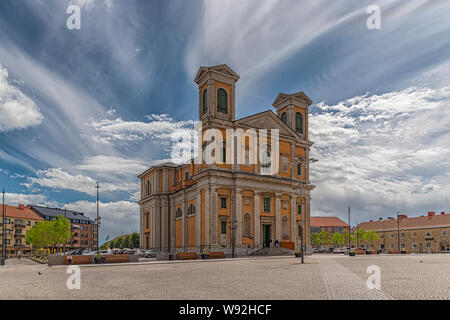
[18,204,25,210]
[428,212,435,217]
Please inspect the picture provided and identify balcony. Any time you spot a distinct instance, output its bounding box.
[14,244,26,248]
[14,222,25,228]
[14,234,25,238]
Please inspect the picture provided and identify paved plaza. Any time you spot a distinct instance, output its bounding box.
[1,254,449,300]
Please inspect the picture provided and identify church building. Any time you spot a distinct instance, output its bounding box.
[138,64,315,255]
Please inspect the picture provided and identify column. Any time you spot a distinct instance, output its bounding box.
[210,187,218,246]
[254,191,261,247]
[182,194,187,248]
[204,187,210,247]
[235,188,243,246]
[275,193,281,242]
[195,191,201,248]
[290,195,297,249]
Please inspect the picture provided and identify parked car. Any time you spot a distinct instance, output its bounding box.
[144,250,158,258]
[136,250,146,257]
[112,248,122,254]
[99,249,112,256]
[126,249,136,255]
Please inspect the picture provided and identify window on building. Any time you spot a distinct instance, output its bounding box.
[412,232,417,237]
[297,204,302,215]
[147,180,151,196]
[220,197,227,209]
[281,155,289,173]
[425,231,431,237]
[400,232,406,238]
[412,243,417,249]
[426,242,432,248]
[263,197,271,213]
[261,150,271,174]
[188,204,195,215]
[184,171,189,181]
[282,216,288,238]
[217,88,228,114]
[221,144,227,164]
[26,221,31,226]
[146,213,149,229]
[243,213,251,237]
[295,112,303,134]
[202,89,208,115]
[441,230,448,237]
[389,233,394,239]
[281,112,287,124]
[297,163,302,176]
[401,243,406,249]
[221,221,227,235]
[176,208,182,218]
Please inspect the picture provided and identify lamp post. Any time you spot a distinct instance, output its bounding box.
[397,211,400,253]
[96,182,100,254]
[1,189,5,265]
[348,206,351,251]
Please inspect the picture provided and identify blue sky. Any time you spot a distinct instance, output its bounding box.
[1,0,450,241]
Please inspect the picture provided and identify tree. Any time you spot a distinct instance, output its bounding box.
[123,235,131,248]
[25,218,72,255]
[363,230,380,247]
[109,240,116,249]
[331,232,345,247]
[131,232,140,249]
[116,237,124,249]
[311,233,321,247]
[319,231,330,246]
[355,228,366,248]
[343,231,355,247]
[51,216,72,254]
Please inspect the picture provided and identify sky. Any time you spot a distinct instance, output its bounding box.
[0,0,450,242]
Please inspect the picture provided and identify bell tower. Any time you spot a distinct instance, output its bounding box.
[194,64,240,122]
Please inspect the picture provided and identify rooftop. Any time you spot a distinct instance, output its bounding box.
[0,204,43,221]
[310,217,349,228]
[358,212,450,231]
[30,205,93,221]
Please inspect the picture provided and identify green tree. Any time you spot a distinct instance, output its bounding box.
[131,232,140,249]
[343,231,355,247]
[311,233,321,247]
[363,230,380,247]
[116,237,124,249]
[51,216,72,254]
[355,228,366,248]
[319,231,330,246]
[331,232,345,247]
[109,240,116,249]
[123,235,131,248]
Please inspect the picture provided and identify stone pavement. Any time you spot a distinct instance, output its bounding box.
[0,254,449,300]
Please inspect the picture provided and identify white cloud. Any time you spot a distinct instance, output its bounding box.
[28,168,139,197]
[0,65,43,132]
[89,114,194,144]
[70,0,113,10]
[75,155,148,175]
[310,86,450,223]
[3,192,53,207]
[65,200,139,242]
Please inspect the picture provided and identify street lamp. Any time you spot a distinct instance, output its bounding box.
[1,189,5,266]
[397,211,400,253]
[96,182,100,254]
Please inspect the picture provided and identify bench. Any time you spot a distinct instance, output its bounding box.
[176,252,198,260]
[105,255,130,264]
[208,252,225,259]
[67,255,92,265]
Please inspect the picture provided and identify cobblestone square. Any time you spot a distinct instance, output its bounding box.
[0,254,449,300]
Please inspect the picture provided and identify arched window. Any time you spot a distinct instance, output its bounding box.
[175,208,182,218]
[282,216,288,238]
[202,89,208,115]
[217,88,228,114]
[295,112,303,134]
[145,213,150,229]
[244,213,251,237]
[184,171,189,181]
[146,180,151,196]
[281,112,287,125]
[188,204,195,215]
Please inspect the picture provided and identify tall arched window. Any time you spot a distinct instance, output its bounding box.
[244,213,251,237]
[175,208,182,218]
[217,88,228,114]
[295,112,303,134]
[202,89,208,115]
[146,180,151,196]
[281,112,287,125]
[188,204,195,215]
[282,216,288,238]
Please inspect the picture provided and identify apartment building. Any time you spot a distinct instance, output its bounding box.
[357,212,450,253]
[0,204,44,257]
